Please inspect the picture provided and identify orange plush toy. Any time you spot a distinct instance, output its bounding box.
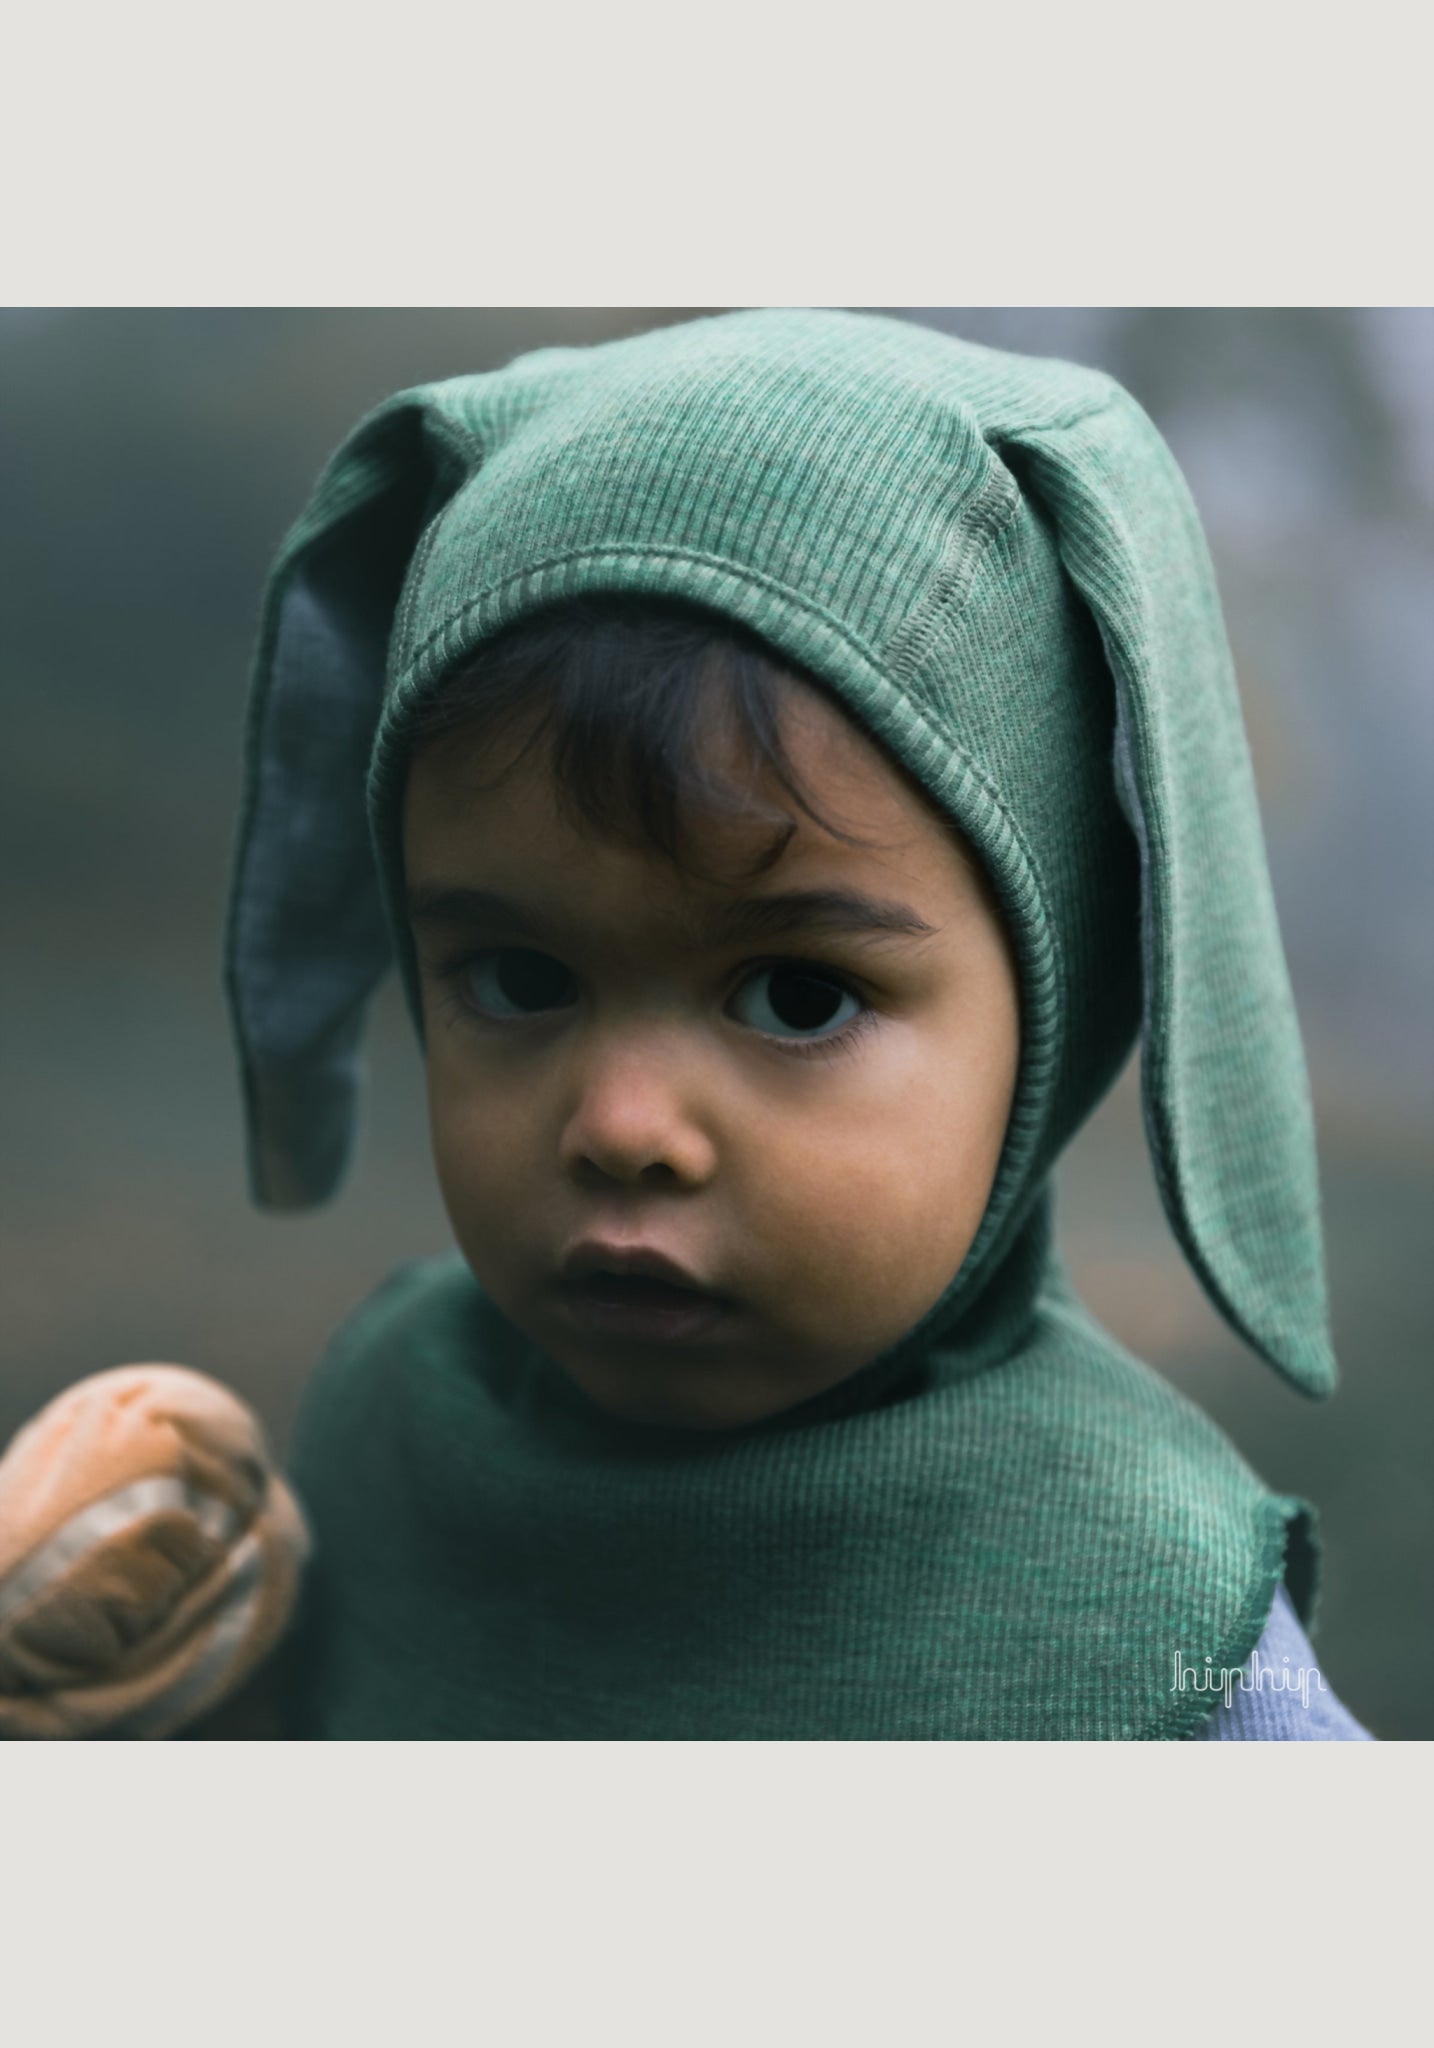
[0,1366,309,1739]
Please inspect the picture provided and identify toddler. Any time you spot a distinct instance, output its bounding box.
[5,309,1372,1739]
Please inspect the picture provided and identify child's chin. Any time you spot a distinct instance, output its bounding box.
[555,1351,800,1433]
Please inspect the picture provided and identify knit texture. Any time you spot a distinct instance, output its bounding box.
[225,310,1339,1738]
[281,1251,1312,1740]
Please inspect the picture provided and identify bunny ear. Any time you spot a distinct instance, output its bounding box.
[989,394,1336,1398]
[224,394,475,1209]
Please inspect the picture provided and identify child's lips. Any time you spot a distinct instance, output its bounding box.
[557,1270,733,1343]
[554,1243,734,1343]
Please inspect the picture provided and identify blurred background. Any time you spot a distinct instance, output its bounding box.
[2,308,1429,1737]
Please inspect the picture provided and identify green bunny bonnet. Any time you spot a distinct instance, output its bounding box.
[226,310,1335,1739]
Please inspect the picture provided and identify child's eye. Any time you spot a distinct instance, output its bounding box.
[729,964,865,1042]
[459,947,579,1019]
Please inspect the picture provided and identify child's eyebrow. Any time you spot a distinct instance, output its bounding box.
[407,885,548,939]
[704,888,940,946]
[406,883,940,947]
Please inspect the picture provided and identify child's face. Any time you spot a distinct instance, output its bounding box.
[403,676,1020,1430]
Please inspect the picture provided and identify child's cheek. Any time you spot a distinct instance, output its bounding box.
[763,1149,987,1356]
[742,1059,1007,1356]
[425,1058,542,1268]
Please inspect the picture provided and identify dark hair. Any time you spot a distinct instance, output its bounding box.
[403,595,871,880]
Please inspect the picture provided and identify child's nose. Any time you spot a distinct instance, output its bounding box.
[557,1033,718,1189]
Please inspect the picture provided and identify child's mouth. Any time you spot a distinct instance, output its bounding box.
[558,1270,731,1343]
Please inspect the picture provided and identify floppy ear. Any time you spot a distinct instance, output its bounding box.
[224,394,475,1209]
[989,395,1336,1398]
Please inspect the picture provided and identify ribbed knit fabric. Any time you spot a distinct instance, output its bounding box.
[280,1250,1313,1740]
[225,311,1342,1739]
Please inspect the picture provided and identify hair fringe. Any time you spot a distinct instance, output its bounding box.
[403,596,869,880]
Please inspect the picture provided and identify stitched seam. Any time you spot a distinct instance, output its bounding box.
[1137,1498,1294,1742]
[883,453,1022,684]
[390,413,487,662]
[392,543,887,695]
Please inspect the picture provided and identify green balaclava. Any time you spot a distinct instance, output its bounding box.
[226,310,1335,1739]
